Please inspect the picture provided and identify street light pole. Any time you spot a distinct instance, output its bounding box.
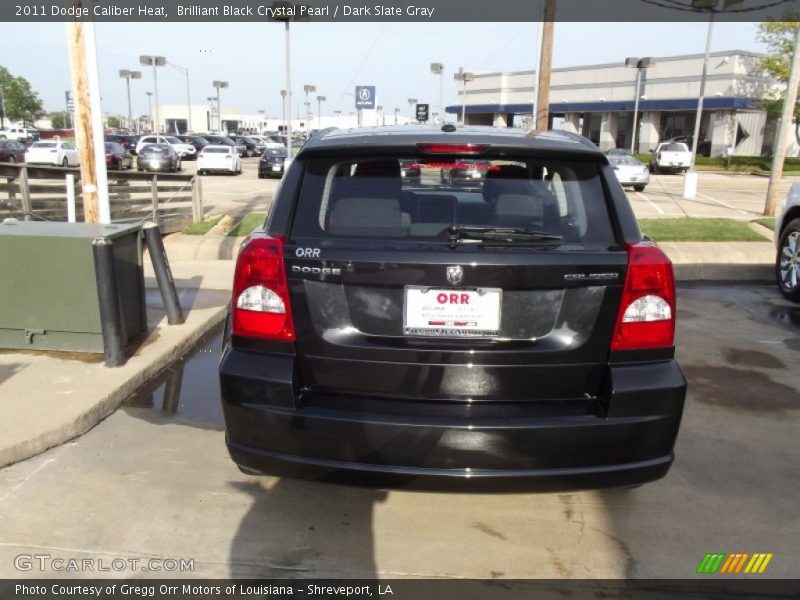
[394,108,399,125]
[139,55,165,136]
[146,91,153,131]
[430,62,444,124]
[316,95,325,129]
[212,80,229,133]
[169,62,192,133]
[119,70,141,132]
[454,68,474,125]
[625,57,654,153]
[303,84,316,137]
[0,85,7,129]
[407,98,417,123]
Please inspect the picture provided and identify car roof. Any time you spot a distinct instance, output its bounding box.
[202,144,233,150]
[300,125,603,157]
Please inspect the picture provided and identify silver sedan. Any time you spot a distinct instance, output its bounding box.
[609,154,650,192]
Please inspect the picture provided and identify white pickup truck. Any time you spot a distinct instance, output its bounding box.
[649,142,692,174]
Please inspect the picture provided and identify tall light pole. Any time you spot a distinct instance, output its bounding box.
[206,96,216,131]
[377,104,384,126]
[280,90,288,139]
[118,69,141,132]
[625,57,654,153]
[0,85,6,129]
[394,107,400,125]
[303,84,316,136]
[407,98,417,123]
[454,69,475,125]
[139,55,165,135]
[430,62,444,124]
[270,1,309,159]
[316,95,325,129]
[145,91,153,132]
[169,62,192,133]
[212,80,229,133]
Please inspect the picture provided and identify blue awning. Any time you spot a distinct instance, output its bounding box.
[445,97,760,114]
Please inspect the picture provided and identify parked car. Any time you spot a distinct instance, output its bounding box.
[204,135,246,157]
[440,159,491,188]
[230,135,260,157]
[775,181,800,302]
[668,136,711,158]
[135,135,196,160]
[607,148,633,157]
[137,143,181,172]
[24,140,79,167]
[257,147,288,178]
[197,144,242,175]
[177,135,210,154]
[104,142,132,170]
[219,126,686,489]
[649,142,692,173]
[0,139,27,163]
[0,127,35,142]
[608,154,650,192]
[106,134,140,155]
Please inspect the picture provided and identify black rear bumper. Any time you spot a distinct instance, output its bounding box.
[220,348,686,491]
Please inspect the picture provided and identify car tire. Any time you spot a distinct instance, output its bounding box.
[62,158,68,167]
[8,156,15,164]
[776,218,800,303]
[633,185,645,192]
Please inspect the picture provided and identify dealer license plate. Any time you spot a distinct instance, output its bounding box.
[404,287,501,337]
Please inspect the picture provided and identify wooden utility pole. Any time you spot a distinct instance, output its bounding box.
[765,25,800,217]
[66,21,99,223]
[534,0,556,132]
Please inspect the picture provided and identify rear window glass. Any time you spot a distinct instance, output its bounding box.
[609,156,642,166]
[291,156,615,244]
[662,143,688,152]
[203,147,230,153]
[33,142,56,148]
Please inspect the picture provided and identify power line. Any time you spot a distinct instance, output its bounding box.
[637,0,793,13]
[333,24,389,113]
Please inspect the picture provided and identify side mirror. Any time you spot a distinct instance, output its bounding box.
[649,149,655,153]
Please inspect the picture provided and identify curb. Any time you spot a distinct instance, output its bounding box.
[673,263,772,283]
[0,305,227,469]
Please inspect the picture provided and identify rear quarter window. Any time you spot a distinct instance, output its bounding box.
[291,154,616,244]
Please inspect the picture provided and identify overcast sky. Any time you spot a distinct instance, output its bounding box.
[0,21,767,119]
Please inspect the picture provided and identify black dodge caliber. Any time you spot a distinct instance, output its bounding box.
[219,125,687,490]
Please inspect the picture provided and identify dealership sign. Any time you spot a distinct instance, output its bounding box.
[355,86,376,110]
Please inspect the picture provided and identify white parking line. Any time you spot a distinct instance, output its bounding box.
[696,191,751,215]
[636,191,664,214]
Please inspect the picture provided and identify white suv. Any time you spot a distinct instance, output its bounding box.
[776,181,800,302]
[135,135,196,159]
[0,127,34,142]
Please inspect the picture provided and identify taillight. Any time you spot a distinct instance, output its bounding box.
[611,241,675,351]
[231,236,295,341]
[417,143,489,155]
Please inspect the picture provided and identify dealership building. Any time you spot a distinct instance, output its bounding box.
[448,50,777,157]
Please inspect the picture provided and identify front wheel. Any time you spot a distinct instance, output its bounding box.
[633,185,645,192]
[777,218,800,303]
[9,156,15,164]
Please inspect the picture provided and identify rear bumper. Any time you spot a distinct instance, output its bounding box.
[220,349,686,490]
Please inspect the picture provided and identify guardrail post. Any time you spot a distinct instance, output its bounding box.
[92,237,126,367]
[143,222,185,325]
[150,174,159,224]
[19,166,31,221]
[191,175,203,225]
[66,173,76,223]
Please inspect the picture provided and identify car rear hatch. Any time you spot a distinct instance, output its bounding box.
[280,147,629,404]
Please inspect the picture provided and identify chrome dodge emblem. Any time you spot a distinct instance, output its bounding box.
[446,265,464,285]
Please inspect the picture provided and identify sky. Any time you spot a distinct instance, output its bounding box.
[0,20,768,120]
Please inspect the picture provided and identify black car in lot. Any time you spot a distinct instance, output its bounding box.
[137,143,181,172]
[106,134,140,155]
[0,139,26,163]
[177,134,210,154]
[230,135,260,157]
[219,126,686,490]
[204,135,246,157]
[257,147,288,178]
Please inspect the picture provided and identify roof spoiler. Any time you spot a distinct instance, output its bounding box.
[527,129,598,151]
[310,127,338,140]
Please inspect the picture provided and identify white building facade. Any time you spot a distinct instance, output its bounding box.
[448,51,777,157]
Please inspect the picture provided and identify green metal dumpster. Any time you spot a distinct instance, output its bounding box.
[0,221,147,353]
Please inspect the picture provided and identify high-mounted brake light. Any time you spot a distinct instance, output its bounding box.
[611,241,675,351]
[231,236,295,341]
[417,143,490,155]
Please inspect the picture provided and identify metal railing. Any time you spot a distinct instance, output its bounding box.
[0,163,203,233]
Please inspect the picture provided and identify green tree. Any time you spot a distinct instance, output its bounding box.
[757,19,800,142]
[0,66,44,126]
[106,115,121,129]
[49,111,70,129]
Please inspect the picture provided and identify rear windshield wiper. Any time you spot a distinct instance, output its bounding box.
[448,225,563,244]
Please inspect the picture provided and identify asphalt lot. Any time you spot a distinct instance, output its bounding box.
[0,284,797,579]
[186,163,796,223]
